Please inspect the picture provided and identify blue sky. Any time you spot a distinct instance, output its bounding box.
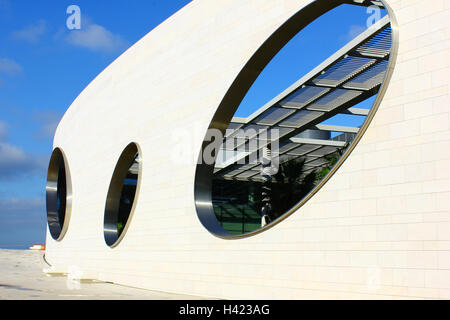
[0,1,384,249]
[0,0,191,249]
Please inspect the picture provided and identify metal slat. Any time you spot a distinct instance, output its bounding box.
[213,18,392,180]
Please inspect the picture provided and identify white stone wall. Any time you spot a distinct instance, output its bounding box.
[45,0,450,299]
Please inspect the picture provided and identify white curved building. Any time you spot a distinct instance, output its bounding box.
[45,0,450,299]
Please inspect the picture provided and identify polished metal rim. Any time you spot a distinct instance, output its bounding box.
[104,142,142,248]
[46,148,72,241]
[194,0,399,239]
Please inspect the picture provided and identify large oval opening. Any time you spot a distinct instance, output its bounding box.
[195,0,397,238]
[104,143,141,248]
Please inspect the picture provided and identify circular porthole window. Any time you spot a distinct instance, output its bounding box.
[104,143,141,248]
[46,148,72,241]
[195,0,397,238]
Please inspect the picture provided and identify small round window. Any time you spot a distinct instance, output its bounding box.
[104,143,141,248]
[195,0,397,238]
[46,148,72,241]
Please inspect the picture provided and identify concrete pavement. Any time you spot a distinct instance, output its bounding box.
[0,250,208,300]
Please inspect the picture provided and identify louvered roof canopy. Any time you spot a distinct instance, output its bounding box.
[215,14,392,182]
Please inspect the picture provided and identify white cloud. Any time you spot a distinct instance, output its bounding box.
[0,142,47,180]
[0,197,45,213]
[0,196,46,249]
[11,20,47,43]
[65,22,129,53]
[0,121,7,141]
[39,122,59,138]
[0,142,29,163]
[0,58,23,76]
[343,24,367,42]
[33,110,62,139]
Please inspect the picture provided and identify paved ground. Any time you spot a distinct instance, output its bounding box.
[0,250,207,300]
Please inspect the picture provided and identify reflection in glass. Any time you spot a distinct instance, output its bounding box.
[104,143,140,247]
[117,157,139,236]
[209,3,392,236]
[56,160,67,228]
